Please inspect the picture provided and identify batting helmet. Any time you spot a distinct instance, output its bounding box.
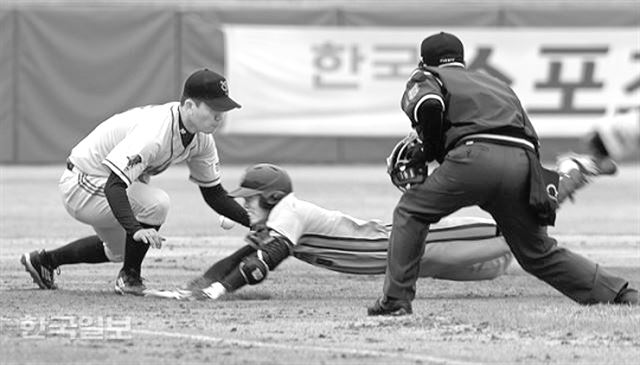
[386,132,428,192]
[229,163,293,208]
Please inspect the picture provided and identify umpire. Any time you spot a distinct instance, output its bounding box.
[368,32,638,315]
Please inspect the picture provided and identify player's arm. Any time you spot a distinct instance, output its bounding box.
[189,228,293,300]
[202,244,256,282]
[179,243,257,296]
[224,228,292,288]
[199,184,250,228]
[188,135,250,227]
[104,172,164,247]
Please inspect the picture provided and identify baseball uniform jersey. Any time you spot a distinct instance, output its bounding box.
[264,193,511,280]
[60,102,223,261]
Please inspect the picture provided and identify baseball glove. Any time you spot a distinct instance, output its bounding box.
[386,132,429,192]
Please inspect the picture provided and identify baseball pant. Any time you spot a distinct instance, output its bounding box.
[294,217,513,281]
[384,141,628,304]
[58,168,170,262]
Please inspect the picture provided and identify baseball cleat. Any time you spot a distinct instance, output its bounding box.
[614,287,639,305]
[367,296,412,316]
[143,288,188,300]
[196,282,227,300]
[176,276,229,301]
[557,153,617,177]
[20,250,58,289]
[114,268,146,296]
[173,281,227,301]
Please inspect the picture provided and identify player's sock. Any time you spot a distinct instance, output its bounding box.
[122,223,159,274]
[201,282,227,300]
[122,232,149,274]
[203,245,256,282]
[45,235,108,267]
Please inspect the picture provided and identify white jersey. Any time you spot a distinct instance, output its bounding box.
[267,194,508,279]
[265,194,388,246]
[68,102,221,187]
[266,194,499,248]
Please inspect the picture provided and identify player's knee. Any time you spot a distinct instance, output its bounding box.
[154,191,171,220]
[139,191,171,225]
[239,255,269,285]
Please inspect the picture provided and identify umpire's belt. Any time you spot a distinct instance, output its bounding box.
[457,133,536,152]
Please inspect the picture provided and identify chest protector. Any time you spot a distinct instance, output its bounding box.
[423,66,539,151]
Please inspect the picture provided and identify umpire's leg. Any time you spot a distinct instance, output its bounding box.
[382,142,499,301]
[490,209,628,304]
[485,147,628,304]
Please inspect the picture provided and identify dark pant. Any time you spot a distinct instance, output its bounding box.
[383,141,627,304]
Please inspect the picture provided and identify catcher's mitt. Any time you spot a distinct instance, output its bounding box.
[386,132,429,192]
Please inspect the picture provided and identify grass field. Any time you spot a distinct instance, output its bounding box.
[1,164,639,364]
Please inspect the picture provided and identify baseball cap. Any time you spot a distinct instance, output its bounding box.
[229,164,293,198]
[183,68,241,112]
[420,32,465,67]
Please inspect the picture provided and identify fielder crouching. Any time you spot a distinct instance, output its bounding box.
[20,69,250,295]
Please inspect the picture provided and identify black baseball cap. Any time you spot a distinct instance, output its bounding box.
[420,32,465,67]
[183,68,241,112]
[228,164,293,198]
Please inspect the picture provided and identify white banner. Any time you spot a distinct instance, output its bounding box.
[224,26,639,137]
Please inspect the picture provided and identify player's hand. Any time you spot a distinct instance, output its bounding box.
[133,228,166,249]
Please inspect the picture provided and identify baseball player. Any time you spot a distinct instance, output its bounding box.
[367,32,638,316]
[20,69,251,296]
[555,106,639,199]
[146,154,606,301]
[585,106,640,162]
[145,163,510,301]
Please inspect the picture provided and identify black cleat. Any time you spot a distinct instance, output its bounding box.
[114,268,146,296]
[367,296,413,316]
[614,287,639,305]
[21,250,58,289]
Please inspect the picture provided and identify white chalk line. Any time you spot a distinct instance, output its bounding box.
[132,328,481,365]
[164,235,639,242]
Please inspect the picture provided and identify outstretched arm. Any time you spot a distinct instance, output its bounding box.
[199,184,251,227]
[182,227,292,300]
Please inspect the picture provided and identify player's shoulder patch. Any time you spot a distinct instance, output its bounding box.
[125,155,142,171]
[406,84,420,101]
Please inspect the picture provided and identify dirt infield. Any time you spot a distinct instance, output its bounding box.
[1,164,639,364]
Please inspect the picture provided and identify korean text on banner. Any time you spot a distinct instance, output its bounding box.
[223,26,639,137]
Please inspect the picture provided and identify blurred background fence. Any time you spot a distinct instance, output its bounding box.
[1,0,638,164]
